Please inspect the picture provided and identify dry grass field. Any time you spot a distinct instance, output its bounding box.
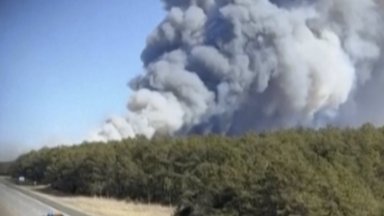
[26,185,174,216]
[48,196,174,216]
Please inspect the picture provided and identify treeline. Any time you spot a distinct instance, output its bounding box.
[0,161,12,175]
[10,124,384,216]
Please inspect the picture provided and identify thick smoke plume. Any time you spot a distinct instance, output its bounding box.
[90,0,384,142]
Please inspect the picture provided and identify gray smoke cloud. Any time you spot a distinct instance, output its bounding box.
[89,0,384,142]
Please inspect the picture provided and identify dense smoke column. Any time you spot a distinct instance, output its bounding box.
[90,0,383,141]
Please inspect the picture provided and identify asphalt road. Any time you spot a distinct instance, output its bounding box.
[0,178,62,216]
[0,177,88,216]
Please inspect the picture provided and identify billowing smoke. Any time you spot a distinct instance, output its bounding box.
[90,0,384,142]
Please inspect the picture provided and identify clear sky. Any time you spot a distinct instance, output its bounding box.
[0,1,164,160]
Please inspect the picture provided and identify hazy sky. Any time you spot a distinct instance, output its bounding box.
[0,1,164,160]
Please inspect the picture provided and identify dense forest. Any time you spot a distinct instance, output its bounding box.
[10,124,384,216]
[0,161,12,175]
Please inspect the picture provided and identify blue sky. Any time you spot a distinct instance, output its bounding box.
[0,1,164,159]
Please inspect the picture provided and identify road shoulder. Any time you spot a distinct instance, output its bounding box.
[0,177,90,216]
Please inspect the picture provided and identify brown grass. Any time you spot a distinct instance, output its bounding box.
[26,185,174,216]
[51,196,174,216]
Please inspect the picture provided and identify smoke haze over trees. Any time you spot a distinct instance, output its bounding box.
[90,0,384,142]
[9,2,384,215]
